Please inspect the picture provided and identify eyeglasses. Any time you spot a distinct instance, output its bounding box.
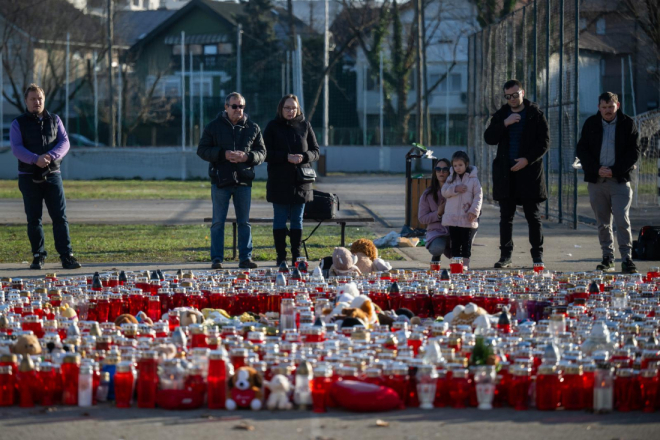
[283,106,298,112]
[504,92,521,100]
[435,166,450,172]
[229,104,245,110]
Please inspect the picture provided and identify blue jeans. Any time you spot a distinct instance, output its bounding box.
[272,203,305,230]
[18,173,72,257]
[211,185,252,262]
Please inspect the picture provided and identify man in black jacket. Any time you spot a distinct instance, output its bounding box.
[197,92,266,269]
[484,79,550,268]
[576,92,640,273]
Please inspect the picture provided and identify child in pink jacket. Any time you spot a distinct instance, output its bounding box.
[441,151,483,267]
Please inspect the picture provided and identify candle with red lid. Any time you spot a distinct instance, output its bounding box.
[508,364,531,410]
[311,366,333,413]
[137,351,158,408]
[536,364,561,410]
[0,366,14,406]
[449,369,471,408]
[61,353,81,405]
[561,364,585,410]
[17,355,37,407]
[208,349,229,409]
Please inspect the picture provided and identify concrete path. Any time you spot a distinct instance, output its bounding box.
[2,175,660,275]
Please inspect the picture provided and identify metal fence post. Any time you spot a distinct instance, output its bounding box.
[545,0,551,219]
[573,0,580,228]
[533,0,538,102]
[558,0,564,223]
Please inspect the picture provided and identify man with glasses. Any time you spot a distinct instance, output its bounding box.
[197,92,266,269]
[485,79,550,268]
[577,92,639,273]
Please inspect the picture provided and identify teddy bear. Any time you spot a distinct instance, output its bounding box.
[349,239,393,275]
[226,366,263,410]
[444,303,498,330]
[328,247,362,278]
[115,313,138,328]
[12,334,42,357]
[161,308,205,327]
[264,374,292,410]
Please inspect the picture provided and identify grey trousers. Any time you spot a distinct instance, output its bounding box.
[588,178,633,260]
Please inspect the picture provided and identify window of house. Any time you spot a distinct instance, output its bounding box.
[189,44,202,55]
[429,73,446,93]
[172,45,182,56]
[218,43,233,54]
[204,45,218,55]
[450,73,462,92]
[596,17,606,35]
[193,78,213,97]
[579,17,587,30]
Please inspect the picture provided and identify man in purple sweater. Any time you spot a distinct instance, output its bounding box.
[10,84,82,270]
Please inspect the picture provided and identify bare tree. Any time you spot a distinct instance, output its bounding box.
[621,0,660,85]
[338,0,466,143]
[0,0,103,114]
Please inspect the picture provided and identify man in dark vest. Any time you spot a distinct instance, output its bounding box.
[9,84,82,270]
[485,79,550,268]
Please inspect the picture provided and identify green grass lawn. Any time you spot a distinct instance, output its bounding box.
[0,179,266,200]
[0,224,402,263]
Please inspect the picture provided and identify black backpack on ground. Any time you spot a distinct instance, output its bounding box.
[304,190,339,220]
[633,226,660,260]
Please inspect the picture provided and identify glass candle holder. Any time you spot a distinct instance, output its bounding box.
[508,365,531,410]
[640,369,659,413]
[474,366,496,410]
[61,353,81,406]
[137,351,158,408]
[561,364,584,410]
[208,349,229,409]
[416,365,438,410]
[0,366,14,406]
[593,365,614,412]
[449,369,471,408]
[114,361,135,408]
[311,367,333,413]
[614,368,634,412]
[450,257,464,275]
[536,364,561,411]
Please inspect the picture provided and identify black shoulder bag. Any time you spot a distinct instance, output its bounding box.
[286,123,316,184]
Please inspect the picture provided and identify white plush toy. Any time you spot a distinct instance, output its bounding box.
[264,374,293,410]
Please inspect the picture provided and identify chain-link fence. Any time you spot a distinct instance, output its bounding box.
[468,0,580,227]
[632,109,660,207]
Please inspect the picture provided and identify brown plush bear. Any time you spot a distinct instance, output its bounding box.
[328,247,362,278]
[12,334,42,356]
[349,239,392,274]
[115,314,138,328]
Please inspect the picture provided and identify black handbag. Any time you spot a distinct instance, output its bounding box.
[296,166,316,184]
[304,190,339,220]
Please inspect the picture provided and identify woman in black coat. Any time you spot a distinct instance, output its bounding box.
[264,94,320,265]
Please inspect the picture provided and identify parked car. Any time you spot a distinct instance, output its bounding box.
[68,133,105,147]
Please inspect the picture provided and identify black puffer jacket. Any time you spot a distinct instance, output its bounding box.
[197,112,266,187]
[484,99,550,202]
[576,109,639,184]
[264,114,320,204]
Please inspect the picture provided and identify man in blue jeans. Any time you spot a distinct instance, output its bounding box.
[10,84,81,270]
[197,92,266,269]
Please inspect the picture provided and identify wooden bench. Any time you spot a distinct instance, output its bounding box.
[203,217,375,260]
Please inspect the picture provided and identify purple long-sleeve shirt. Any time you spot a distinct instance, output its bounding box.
[10,114,70,174]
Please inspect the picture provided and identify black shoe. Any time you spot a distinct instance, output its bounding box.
[596,256,615,272]
[30,254,45,270]
[533,257,544,265]
[494,257,512,268]
[60,254,82,270]
[622,258,638,274]
[239,259,258,269]
[211,259,223,269]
